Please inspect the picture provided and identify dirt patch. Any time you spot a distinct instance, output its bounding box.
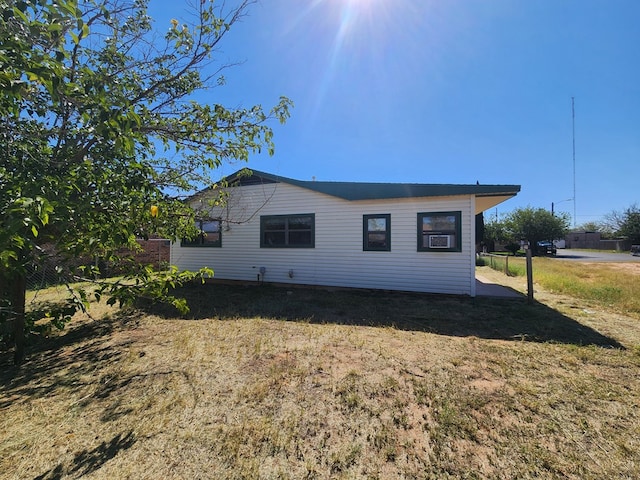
[593,262,640,275]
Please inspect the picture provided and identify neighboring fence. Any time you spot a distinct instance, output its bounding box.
[477,253,514,276]
[565,232,632,251]
[477,251,534,302]
[133,238,171,270]
[597,239,633,251]
[25,238,171,289]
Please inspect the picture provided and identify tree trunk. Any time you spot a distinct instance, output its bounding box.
[12,272,27,365]
[0,273,8,346]
[0,267,27,365]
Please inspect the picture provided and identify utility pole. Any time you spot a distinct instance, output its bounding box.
[552,198,573,217]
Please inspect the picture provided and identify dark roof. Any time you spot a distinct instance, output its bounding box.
[222,169,520,201]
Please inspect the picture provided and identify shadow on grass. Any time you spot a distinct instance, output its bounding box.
[0,309,195,426]
[147,283,624,349]
[0,283,624,404]
[0,311,140,406]
[33,430,136,480]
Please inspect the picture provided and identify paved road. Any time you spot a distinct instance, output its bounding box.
[554,249,640,263]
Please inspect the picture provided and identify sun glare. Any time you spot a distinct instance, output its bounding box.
[305,0,395,43]
[286,0,427,122]
[315,1,396,96]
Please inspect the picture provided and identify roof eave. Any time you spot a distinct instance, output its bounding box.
[203,169,521,205]
[475,193,519,214]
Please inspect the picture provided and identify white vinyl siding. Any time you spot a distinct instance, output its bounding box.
[171,182,476,295]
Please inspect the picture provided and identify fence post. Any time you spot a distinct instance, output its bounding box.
[525,243,534,304]
[505,255,509,276]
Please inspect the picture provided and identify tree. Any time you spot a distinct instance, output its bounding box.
[483,217,509,252]
[573,220,617,239]
[599,204,640,242]
[0,0,292,364]
[601,208,626,236]
[574,221,604,233]
[502,207,570,255]
[617,204,640,244]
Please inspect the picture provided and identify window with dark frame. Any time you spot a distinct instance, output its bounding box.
[363,214,391,251]
[182,219,222,247]
[417,211,461,252]
[260,214,315,248]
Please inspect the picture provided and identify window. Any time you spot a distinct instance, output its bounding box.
[261,214,315,248]
[363,214,391,251]
[182,219,221,247]
[418,211,461,252]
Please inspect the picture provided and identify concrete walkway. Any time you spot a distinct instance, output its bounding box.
[475,274,523,298]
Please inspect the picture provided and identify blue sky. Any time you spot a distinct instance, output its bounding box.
[149,0,639,226]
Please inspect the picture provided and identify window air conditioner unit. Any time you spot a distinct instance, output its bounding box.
[428,235,451,248]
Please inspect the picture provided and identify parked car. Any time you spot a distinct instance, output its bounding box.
[632,245,640,256]
[537,241,557,256]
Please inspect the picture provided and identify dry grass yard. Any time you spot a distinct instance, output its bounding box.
[1,265,640,479]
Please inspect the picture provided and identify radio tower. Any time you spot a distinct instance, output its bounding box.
[572,97,576,228]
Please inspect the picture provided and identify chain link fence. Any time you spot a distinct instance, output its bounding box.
[2,239,171,345]
[24,238,171,291]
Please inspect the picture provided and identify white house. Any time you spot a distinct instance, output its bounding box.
[170,169,520,296]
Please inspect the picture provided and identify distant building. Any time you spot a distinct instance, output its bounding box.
[565,231,631,251]
[566,231,602,249]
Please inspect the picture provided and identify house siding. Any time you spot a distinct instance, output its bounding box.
[171,182,476,295]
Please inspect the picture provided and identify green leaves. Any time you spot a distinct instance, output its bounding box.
[0,195,54,268]
[499,207,570,254]
[1,0,291,344]
[11,5,29,23]
[616,205,640,244]
[90,265,214,315]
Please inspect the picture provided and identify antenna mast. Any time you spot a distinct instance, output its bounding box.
[572,97,576,228]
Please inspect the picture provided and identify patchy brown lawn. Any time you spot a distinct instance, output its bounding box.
[1,272,640,479]
[598,262,640,276]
